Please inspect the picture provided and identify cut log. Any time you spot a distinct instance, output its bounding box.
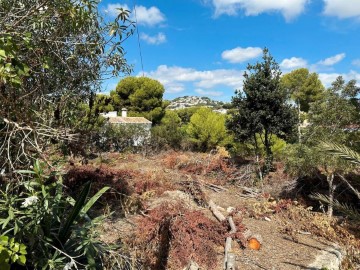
[224,236,232,269]
[208,200,226,222]
[228,217,236,234]
[208,200,238,269]
[226,253,236,270]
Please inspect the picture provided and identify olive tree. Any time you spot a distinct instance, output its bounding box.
[0,0,134,171]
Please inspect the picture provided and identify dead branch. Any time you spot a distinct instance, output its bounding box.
[237,186,261,198]
[208,200,226,222]
[204,183,228,192]
[228,217,237,234]
[0,117,78,172]
[207,199,238,270]
[224,236,233,270]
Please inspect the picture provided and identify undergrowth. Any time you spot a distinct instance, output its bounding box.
[128,203,246,270]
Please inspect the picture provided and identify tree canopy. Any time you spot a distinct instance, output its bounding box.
[110,76,166,124]
[186,107,230,151]
[227,48,296,170]
[0,0,134,170]
[281,68,324,112]
[305,76,359,146]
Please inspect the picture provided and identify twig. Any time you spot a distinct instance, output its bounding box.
[204,183,228,192]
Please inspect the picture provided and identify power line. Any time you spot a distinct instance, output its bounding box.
[132,1,144,77]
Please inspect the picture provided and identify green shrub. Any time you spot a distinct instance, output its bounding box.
[151,110,185,150]
[229,133,287,160]
[0,160,111,269]
[0,236,27,270]
[186,107,232,152]
[95,123,151,152]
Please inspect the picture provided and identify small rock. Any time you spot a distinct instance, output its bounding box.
[264,216,271,222]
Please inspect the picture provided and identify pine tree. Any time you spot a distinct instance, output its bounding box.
[227,48,296,172]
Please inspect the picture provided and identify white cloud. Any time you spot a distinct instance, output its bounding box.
[166,83,186,93]
[143,65,244,94]
[323,0,360,19]
[211,0,309,21]
[221,47,262,63]
[105,4,165,26]
[135,6,166,26]
[195,89,223,97]
[319,70,360,87]
[105,4,130,18]
[280,57,307,69]
[317,53,346,66]
[352,59,360,67]
[140,32,166,45]
[141,64,360,97]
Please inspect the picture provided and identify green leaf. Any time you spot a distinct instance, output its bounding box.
[82,186,109,215]
[58,181,91,244]
[319,141,360,165]
[0,49,6,58]
[19,244,27,255]
[1,216,11,230]
[12,242,19,253]
[10,253,19,263]
[15,170,35,174]
[17,254,26,265]
[0,236,9,245]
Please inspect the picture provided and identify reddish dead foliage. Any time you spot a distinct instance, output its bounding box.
[271,199,293,213]
[64,165,135,201]
[130,203,229,270]
[132,171,175,196]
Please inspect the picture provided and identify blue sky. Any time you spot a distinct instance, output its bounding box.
[100,0,360,101]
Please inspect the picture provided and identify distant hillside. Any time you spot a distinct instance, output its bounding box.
[167,96,227,110]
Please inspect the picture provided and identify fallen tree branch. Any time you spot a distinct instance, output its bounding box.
[204,183,228,192]
[224,236,233,270]
[207,199,237,270]
[208,200,226,222]
[237,186,261,198]
[228,216,236,234]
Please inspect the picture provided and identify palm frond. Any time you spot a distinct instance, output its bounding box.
[319,141,360,165]
[311,193,360,221]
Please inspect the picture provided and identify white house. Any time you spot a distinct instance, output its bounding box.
[100,108,152,146]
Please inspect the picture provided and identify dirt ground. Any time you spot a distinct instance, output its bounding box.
[209,188,343,270]
[85,151,356,270]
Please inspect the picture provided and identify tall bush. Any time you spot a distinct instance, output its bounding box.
[0,161,112,269]
[186,107,231,152]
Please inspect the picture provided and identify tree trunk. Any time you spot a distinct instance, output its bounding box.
[297,99,302,144]
[263,129,273,174]
[327,173,336,219]
[253,133,263,181]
